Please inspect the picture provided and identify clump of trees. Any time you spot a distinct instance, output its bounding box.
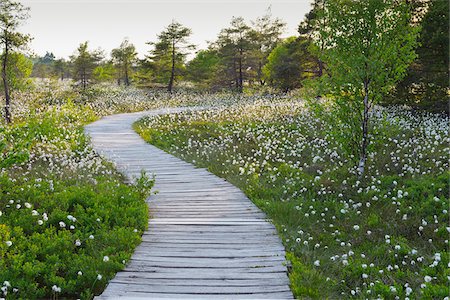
[0,0,31,123]
[70,42,103,90]
[111,38,137,86]
[31,52,69,80]
[191,10,287,92]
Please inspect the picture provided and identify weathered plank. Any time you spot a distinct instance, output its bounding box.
[85,109,293,299]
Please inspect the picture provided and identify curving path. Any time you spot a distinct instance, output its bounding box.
[85,108,293,299]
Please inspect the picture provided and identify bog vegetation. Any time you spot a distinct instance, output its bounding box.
[0,0,448,298]
[135,102,449,299]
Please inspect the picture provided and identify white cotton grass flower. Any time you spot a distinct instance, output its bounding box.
[405,286,412,295]
[5,241,12,247]
[103,256,109,262]
[313,260,320,267]
[97,274,102,280]
[51,285,61,293]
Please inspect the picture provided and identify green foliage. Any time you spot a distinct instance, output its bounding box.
[214,17,253,93]
[147,21,194,92]
[70,42,103,90]
[111,39,137,86]
[249,8,286,85]
[31,54,69,80]
[263,36,315,92]
[0,0,32,123]
[0,52,32,92]
[186,49,220,87]
[316,0,419,167]
[93,62,116,82]
[388,0,449,113]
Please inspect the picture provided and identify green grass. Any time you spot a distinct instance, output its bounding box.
[1,93,152,299]
[134,104,449,299]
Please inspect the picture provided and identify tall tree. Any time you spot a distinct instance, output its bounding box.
[0,0,31,123]
[70,42,103,90]
[215,17,253,93]
[317,0,419,174]
[111,38,137,86]
[149,21,194,93]
[298,0,326,77]
[250,7,286,85]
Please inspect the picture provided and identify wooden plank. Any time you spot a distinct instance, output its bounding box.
[101,283,291,294]
[114,270,290,280]
[131,249,286,258]
[109,277,290,287]
[125,260,286,270]
[98,291,294,299]
[129,255,286,263]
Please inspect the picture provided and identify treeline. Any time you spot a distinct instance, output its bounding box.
[30,9,321,93]
[3,0,449,114]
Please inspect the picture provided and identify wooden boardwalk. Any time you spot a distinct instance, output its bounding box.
[85,109,293,299]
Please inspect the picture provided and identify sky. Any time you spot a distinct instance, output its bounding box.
[20,0,313,60]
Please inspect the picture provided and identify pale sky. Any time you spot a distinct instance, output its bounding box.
[20,0,313,60]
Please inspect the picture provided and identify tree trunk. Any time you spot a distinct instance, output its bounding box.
[168,39,175,93]
[318,59,323,77]
[238,49,243,93]
[358,80,370,175]
[124,61,130,86]
[2,34,11,123]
